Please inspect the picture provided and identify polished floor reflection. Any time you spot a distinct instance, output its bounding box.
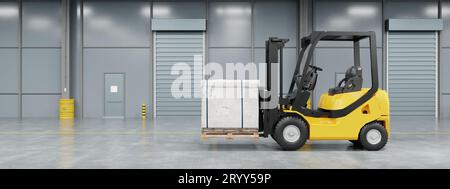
[0,117,449,168]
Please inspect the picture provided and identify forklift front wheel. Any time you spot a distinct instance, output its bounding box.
[274,117,308,151]
[270,134,277,141]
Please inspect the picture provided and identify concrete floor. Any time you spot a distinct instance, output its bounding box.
[0,116,449,169]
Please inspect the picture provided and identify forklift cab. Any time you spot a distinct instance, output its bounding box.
[260,31,390,151]
[281,31,378,116]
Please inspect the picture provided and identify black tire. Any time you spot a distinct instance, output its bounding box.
[270,134,277,141]
[358,122,388,151]
[273,116,308,151]
[349,140,362,146]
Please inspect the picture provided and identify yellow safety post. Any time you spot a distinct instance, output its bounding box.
[141,104,147,119]
[59,99,75,119]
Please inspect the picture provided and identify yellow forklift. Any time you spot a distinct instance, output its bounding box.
[260,31,390,151]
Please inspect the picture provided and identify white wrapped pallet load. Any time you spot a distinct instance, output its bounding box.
[202,80,241,129]
[201,80,259,129]
[242,80,260,129]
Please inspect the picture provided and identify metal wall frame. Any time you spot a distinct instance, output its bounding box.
[299,0,312,103]
[149,0,154,118]
[438,0,442,118]
[152,30,156,117]
[61,0,70,99]
[80,0,84,118]
[18,0,22,119]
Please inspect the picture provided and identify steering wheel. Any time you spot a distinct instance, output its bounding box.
[308,65,323,71]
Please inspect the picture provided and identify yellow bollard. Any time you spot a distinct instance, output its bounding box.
[141,104,147,119]
[59,99,75,119]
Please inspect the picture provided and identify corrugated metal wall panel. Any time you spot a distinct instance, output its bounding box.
[155,32,204,116]
[387,31,437,116]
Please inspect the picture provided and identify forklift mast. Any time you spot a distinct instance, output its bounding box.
[260,37,289,137]
[263,37,289,102]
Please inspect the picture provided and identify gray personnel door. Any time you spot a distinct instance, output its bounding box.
[104,73,125,118]
[154,32,204,116]
[387,31,438,117]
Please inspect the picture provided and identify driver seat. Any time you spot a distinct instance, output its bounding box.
[329,66,363,95]
[287,68,319,101]
[299,68,318,91]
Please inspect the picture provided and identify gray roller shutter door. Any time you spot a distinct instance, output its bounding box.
[387,31,438,117]
[155,32,204,116]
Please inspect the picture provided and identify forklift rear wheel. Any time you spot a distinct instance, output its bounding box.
[274,116,308,151]
[359,122,388,151]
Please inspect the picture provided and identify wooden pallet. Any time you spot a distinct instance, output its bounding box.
[201,128,259,139]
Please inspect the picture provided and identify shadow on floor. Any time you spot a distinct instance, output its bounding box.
[200,142,367,152]
[299,143,369,151]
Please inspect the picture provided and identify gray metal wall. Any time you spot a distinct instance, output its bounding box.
[312,0,442,115]
[81,0,151,118]
[208,0,298,94]
[312,0,384,108]
[3,0,450,118]
[0,0,61,118]
[0,1,19,120]
[71,0,298,118]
